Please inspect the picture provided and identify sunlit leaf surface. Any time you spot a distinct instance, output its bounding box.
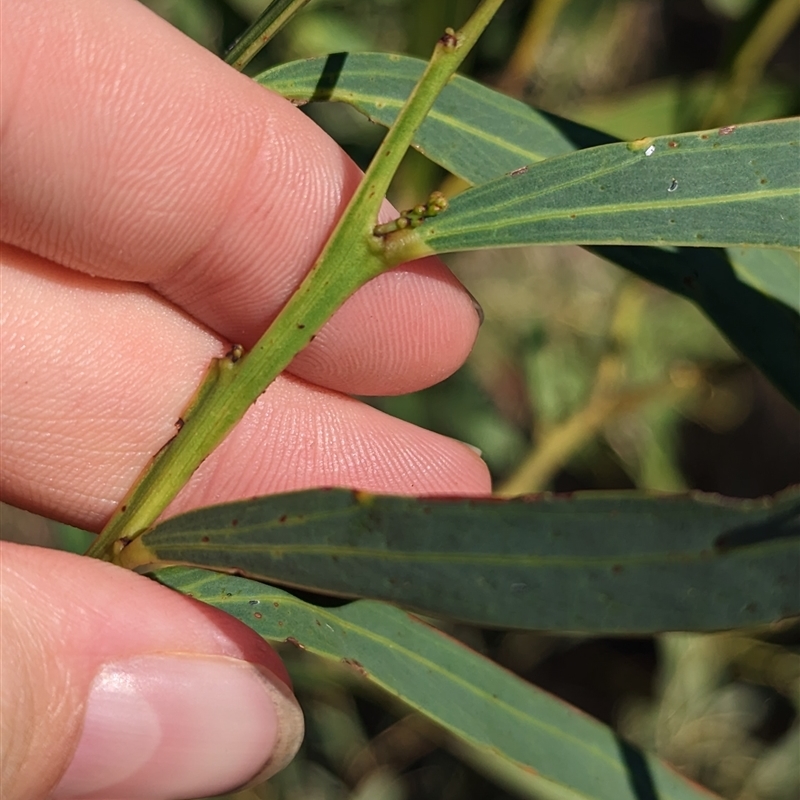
[151,565,720,800]
[258,52,614,182]
[414,121,799,251]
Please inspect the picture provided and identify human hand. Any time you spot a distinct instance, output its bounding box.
[0,1,490,798]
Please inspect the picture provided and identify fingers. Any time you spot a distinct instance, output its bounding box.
[164,372,492,521]
[0,542,304,800]
[0,247,490,531]
[0,0,480,396]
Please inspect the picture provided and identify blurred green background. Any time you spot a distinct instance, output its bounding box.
[2,1,798,798]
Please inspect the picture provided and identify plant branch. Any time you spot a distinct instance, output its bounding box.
[359,0,507,227]
[496,370,700,496]
[703,0,800,127]
[87,0,507,561]
[225,0,312,72]
[497,0,569,95]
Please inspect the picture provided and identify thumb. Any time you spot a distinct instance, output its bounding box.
[0,542,304,800]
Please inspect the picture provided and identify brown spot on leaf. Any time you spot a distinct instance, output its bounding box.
[342,658,368,677]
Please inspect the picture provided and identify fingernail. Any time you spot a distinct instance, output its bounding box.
[459,441,483,457]
[465,287,484,327]
[52,654,304,800]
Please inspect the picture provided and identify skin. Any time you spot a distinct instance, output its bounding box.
[0,1,491,797]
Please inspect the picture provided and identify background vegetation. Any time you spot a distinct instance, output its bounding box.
[2,1,798,798]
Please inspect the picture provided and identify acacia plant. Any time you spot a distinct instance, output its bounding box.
[81,1,799,798]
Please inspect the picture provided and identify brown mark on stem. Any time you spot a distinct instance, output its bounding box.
[226,344,245,363]
[439,27,459,49]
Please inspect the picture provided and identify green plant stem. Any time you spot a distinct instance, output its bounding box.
[86,244,379,561]
[356,0,507,220]
[87,0,507,562]
[225,0,312,72]
[702,0,800,126]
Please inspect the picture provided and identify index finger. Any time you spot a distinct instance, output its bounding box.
[0,0,481,396]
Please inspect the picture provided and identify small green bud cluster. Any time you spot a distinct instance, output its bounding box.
[373,191,448,236]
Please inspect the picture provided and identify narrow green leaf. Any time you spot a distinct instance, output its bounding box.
[151,565,720,800]
[224,0,312,72]
[410,120,799,251]
[257,52,614,183]
[120,488,800,633]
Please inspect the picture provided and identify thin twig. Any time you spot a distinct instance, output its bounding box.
[703,0,800,127]
[225,0,312,73]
